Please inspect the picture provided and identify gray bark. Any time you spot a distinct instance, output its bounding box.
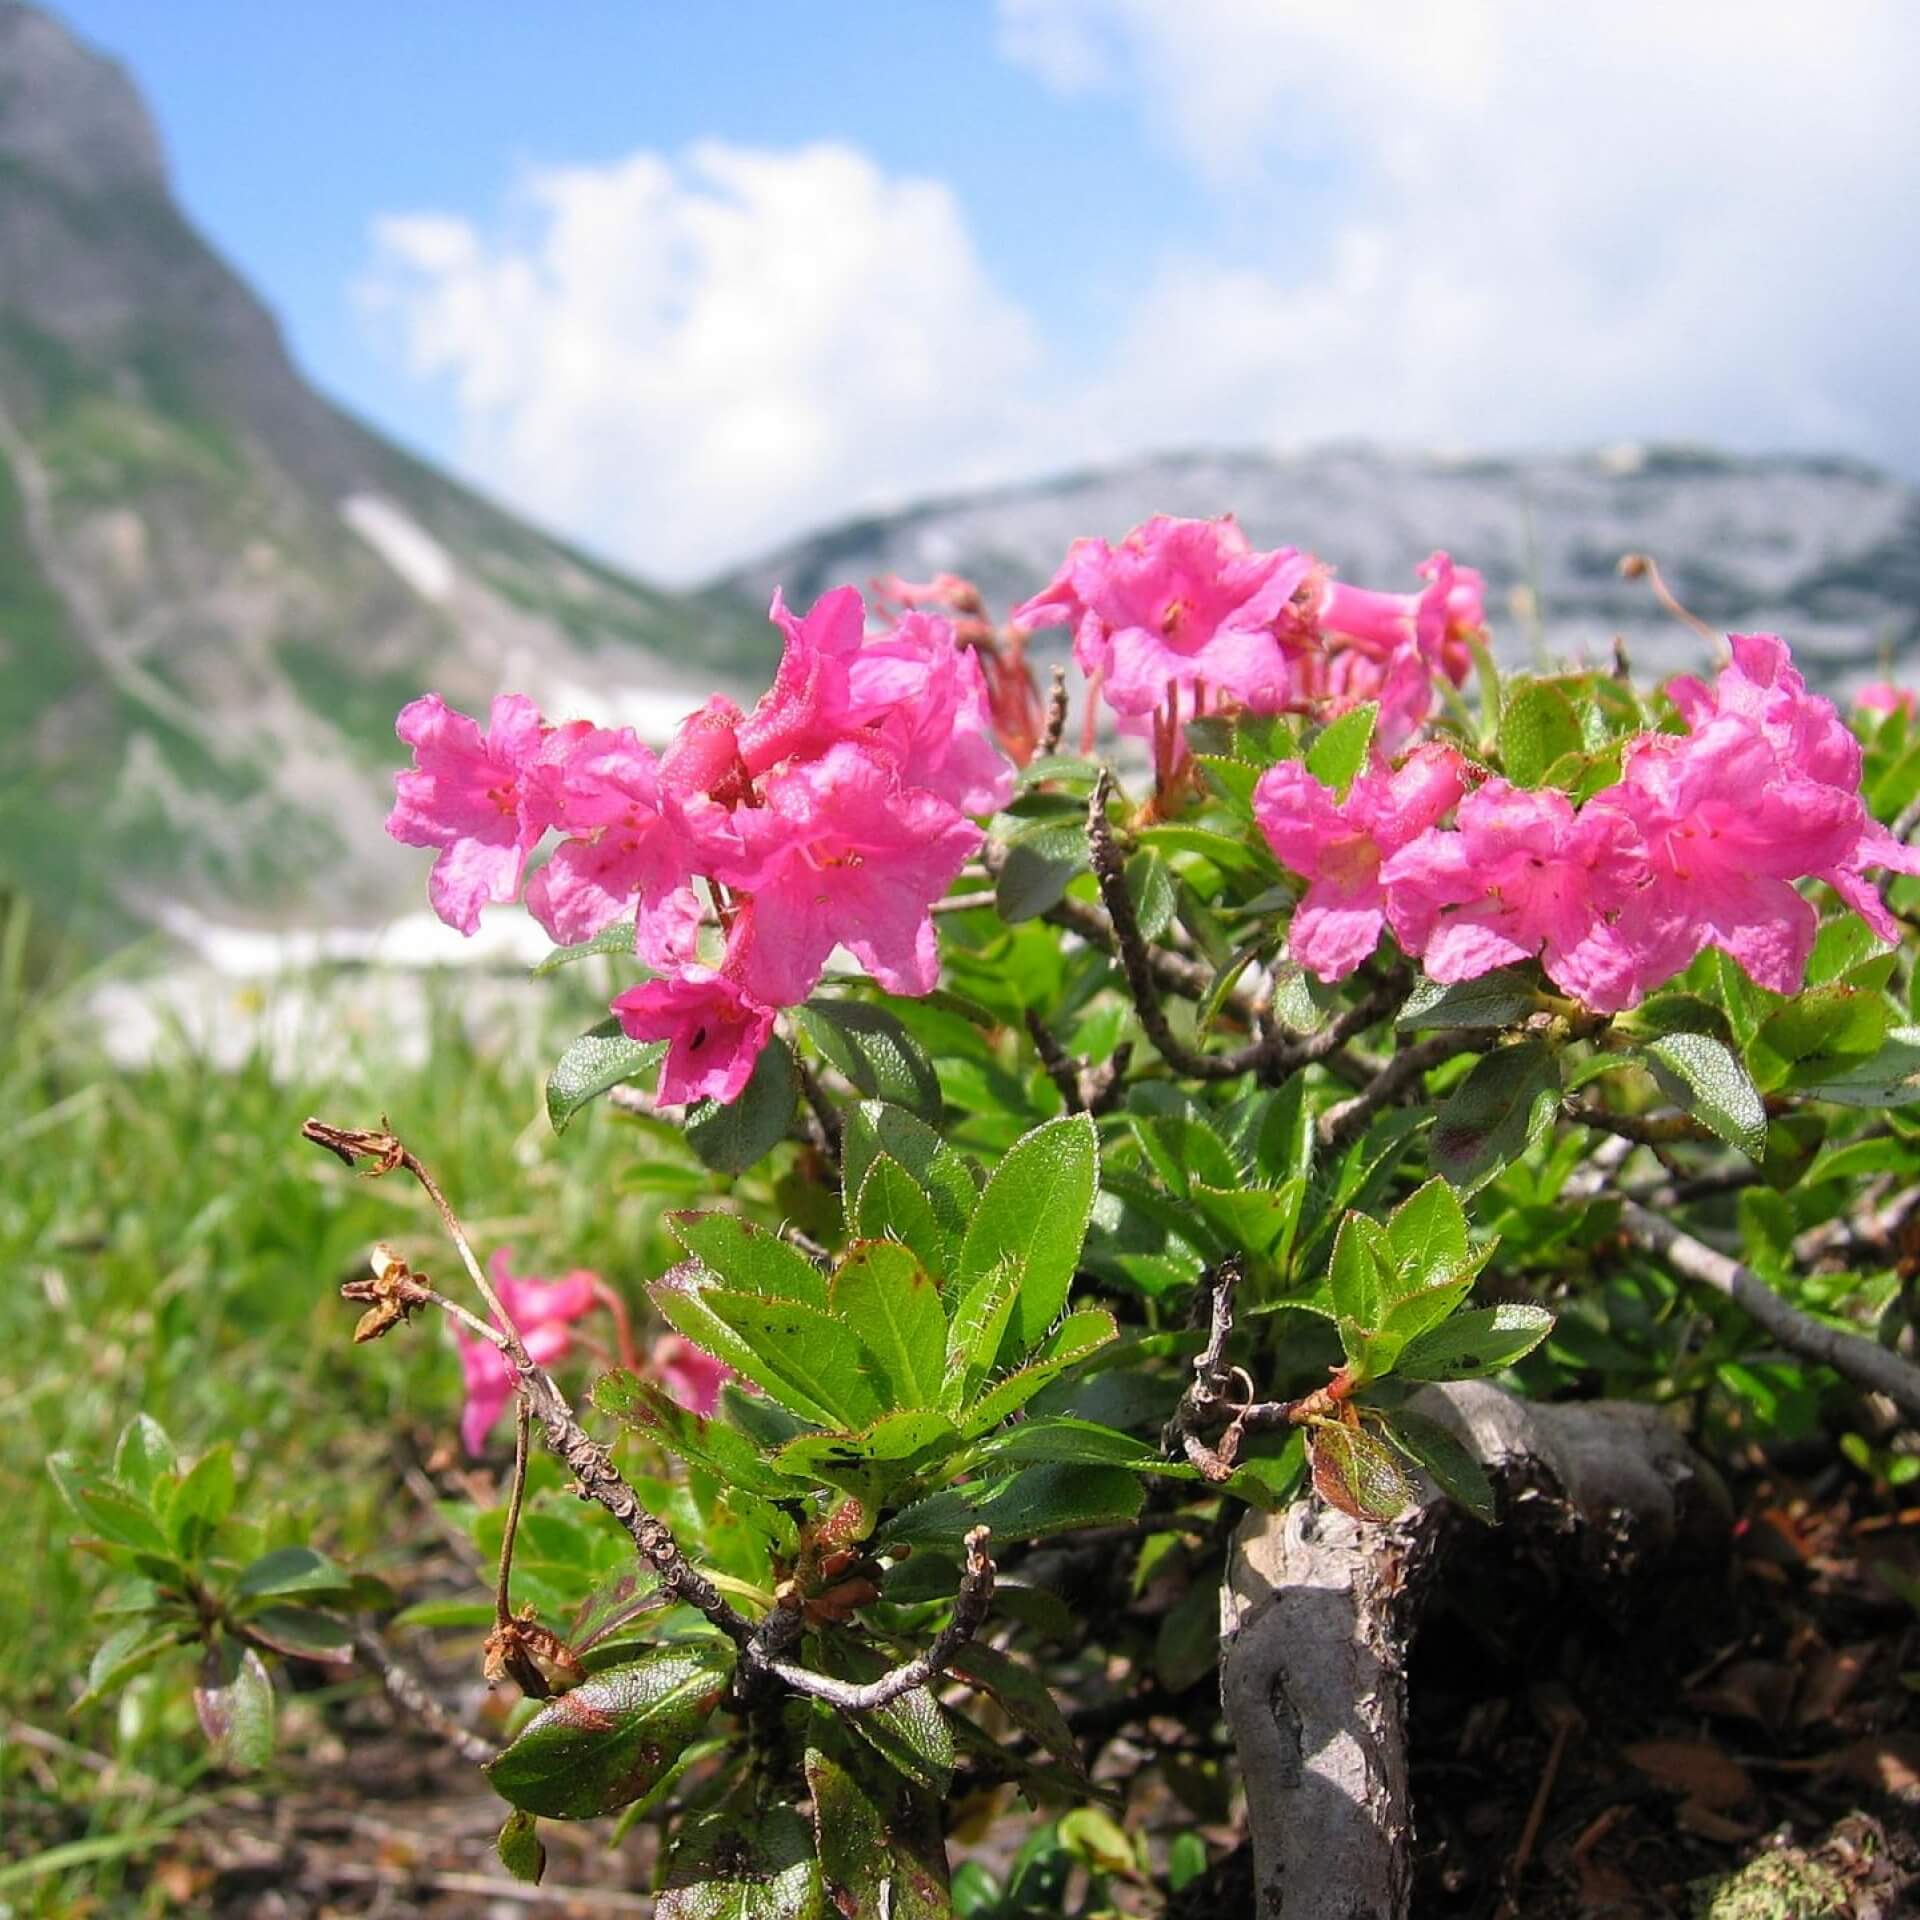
[1218,1383,1727,1920]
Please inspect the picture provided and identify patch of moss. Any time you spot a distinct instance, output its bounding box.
[1691,1847,1849,1920]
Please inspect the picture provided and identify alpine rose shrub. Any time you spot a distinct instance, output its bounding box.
[390,512,1917,1092]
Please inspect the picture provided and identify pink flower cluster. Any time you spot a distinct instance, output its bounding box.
[388,588,1014,1105]
[1257,634,1920,1010]
[1012,515,1485,759]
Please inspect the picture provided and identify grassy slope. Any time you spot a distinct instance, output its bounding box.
[0,914,702,1909]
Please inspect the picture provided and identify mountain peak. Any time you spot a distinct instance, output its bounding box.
[0,3,167,196]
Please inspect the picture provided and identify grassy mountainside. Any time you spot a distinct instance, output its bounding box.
[0,3,769,948]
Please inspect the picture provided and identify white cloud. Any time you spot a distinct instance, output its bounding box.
[361,142,1037,582]
[365,8,1920,584]
[1002,0,1920,470]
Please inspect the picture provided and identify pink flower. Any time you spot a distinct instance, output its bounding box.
[1598,720,1874,994]
[1254,744,1466,980]
[844,610,1016,816]
[1856,681,1917,719]
[1383,780,1650,1011]
[1317,551,1484,752]
[611,929,780,1106]
[387,695,583,935]
[1012,516,1315,722]
[735,587,865,776]
[1666,634,1861,792]
[727,742,982,1004]
[523,725,704,963]
[652,1335,732,1417]
[455,1250,601,1455]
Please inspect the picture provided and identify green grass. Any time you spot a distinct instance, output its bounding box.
[0,911,693,1908]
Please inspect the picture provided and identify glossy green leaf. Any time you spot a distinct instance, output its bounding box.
[232,1546,353,1601]
[195,1643,276,1773]
[1304,703,1377,797]
[1498,678,1583,788]
[658,1802,824,1920]
[670,1212,829,1308]
[593,1370,805,1499]
[532,920,639,976]
[1430,1040,1561,1189]
[697,1289,889,1429]
[947,1641,1087,1782]
[1791,1026,1920,1107]
[1384,1410,1495,1522]
[1397,970,1541,1031]
[955,1112,1099,1363]
[1639,1031,1767,1158]
[1124,849,1178,942]
[773,1409,961,1487]
[1307,1422,1415,1522]
[242,1606,355,1663]
[167,1445,236,1549]
[830,1241,947,1409]
[853,1153,957,1280]
[1396,1302,1555,1381]
[843,1103,978,1249]
[112,1415,177,1502]
[651,1269,834,1425]
[497,1810,546,1885]
[485,1642,736,1818]
[954,1308,1118,1435]
[76,1620,190,1711]
[798,998,942,1125]
[806,1731,955,1918]
[880,1463,1143,1551]
[1385,1177,1472,1288]
[685,1036,799,1173]
[47,1454,172,1557]
[996,819,1089,922]
[941,1259,1023,1413]
[547,1019,664,1133]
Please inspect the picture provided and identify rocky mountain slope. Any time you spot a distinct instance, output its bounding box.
[720,445,1920,690]
[0,2,767,946]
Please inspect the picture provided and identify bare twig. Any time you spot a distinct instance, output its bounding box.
[1564,1100,1708,1147]
[1083,772,1393,1082]
[1040,663,1069,755]
[1318,1032,1491,1149]
[933,888,1001,914]
[350,1629,496,1767]
[1163,1260,1310,1481]
[303,1119,753,1647]
[768,1527,994,1710]
[1565,1151,1920,1418]
[1618,552,1719,647]
[1025,1007,1087,1112]
[791,1052,843,1167]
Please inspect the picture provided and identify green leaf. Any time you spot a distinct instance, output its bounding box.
[996,818,1089,922]
[807,1731,955,1918]
[798,998,942,1125]
[652,1268,834,1425]
[1328,1213,1390,1333]
[242,1606,355,1663]
[1498,678,1583,788]
[547,1019,665,1133]
[969,1416,1168,1473]
[532,919,639,976]
[1639,1031,1767,1159]
[685,1036,799,1173]
[1397,970,1542,1031]
[1383,1410,1495,1521]
[167,1445,236,1549]
[485,1643,736,1818]
[955,1113,1099,1363]
[941,1259,1024,1413]
[670,1212,829,1308]
[1124,849,1178,942]
[1305,703,1377,797]
[947,1642,1088,1782]
[810,1638,956,1797]
[47,1454,172,1557]
[76,1621,190,1712]
[1126,1087,1240,1199]
[879,1463,1144,1551]
[773,1410,962,1487]
[1616,992,1733,1046]
[1791,1026,1920,1107]
[830,1241,947,1410]
[955,1308,1118,1435]
[1430,1040,1561,1189]
[195,1643,276,1773]
[1374,1276,1477,1352]
[697,1289,890,1429]
[1307,1421,1416,1522]
[232,1546,353,1602]
[1059,1805,1139,1877]
[112,1416,177,1502]
[593,1370,805,1499]
[853,1154,957,1280]
[658,1802,824,1920]
[1385,1177,1472,1289]
[497,1810,546,1885]
[1396,1302,1555,1381]
[842,1103,977,1251]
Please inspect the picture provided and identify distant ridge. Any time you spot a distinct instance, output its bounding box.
[716,443,1920,688]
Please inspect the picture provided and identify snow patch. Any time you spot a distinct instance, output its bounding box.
[340,493,458,603]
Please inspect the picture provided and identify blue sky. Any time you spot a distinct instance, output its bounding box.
[48,2,1920,583]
